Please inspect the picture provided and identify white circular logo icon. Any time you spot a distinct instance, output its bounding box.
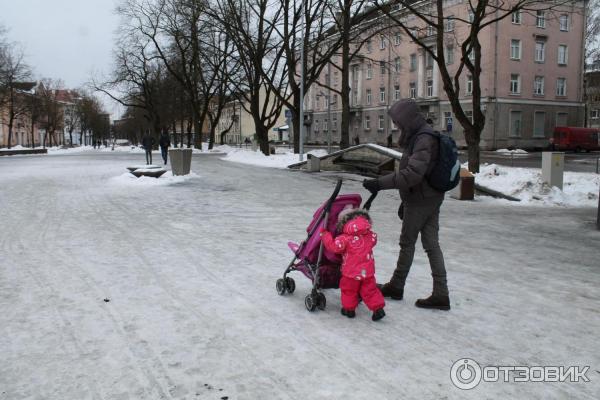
[450,358,482,390]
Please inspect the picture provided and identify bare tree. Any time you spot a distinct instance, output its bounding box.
[212,0,288,155]
[0,44,32,149]
[374,0,575,172]
[37,79,65,148]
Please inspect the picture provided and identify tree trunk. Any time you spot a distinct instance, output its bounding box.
[7,120,14,149]
[340,14,351,150]
[69,130,74,147]
[31,121,35,148]
[256,122,270,155]
[464,126,481,173]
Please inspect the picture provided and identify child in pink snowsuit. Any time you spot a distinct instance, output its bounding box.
[320,208,386,321]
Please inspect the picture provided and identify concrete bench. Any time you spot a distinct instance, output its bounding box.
[130,168,167,178]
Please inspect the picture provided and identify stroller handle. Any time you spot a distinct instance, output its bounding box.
[363,191,377,211]
[324,179,343,212]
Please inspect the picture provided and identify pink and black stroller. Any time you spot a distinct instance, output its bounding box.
[276,179,377,311]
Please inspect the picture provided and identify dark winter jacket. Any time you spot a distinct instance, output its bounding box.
[377,99,444,205]
[159,134,170,149]
[142,135,155,151]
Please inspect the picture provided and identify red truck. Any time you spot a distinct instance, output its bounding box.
[550,127,600,152]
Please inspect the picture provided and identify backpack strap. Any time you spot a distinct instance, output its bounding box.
[407,130,439,155]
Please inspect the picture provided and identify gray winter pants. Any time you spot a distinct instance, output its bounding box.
[390,199,449,296]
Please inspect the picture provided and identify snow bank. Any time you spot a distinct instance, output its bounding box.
[475,163,600,207]
[109,171,200,186]
[220,147,328,169]
[495,148,529,155]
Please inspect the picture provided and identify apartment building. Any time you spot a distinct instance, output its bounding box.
[305,0,586,150]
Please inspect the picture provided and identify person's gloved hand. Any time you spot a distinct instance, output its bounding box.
[362,178,380,194]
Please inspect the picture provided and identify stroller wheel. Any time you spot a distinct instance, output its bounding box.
[317,292,326,310]
[276,279,287,295]
[285,277,295,294]
[305,294,317,312]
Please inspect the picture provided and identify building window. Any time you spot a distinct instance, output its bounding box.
[366,89,372,105]
[510,74,521,94]
[534,76,545,95]
[445,16,455,32]
[394,32,401,45]
[466,75,473,95]
[394,57,401,73]
[426,51,434,68]
[534,111,546,137]
[468,48,475,63]
[391,120,398,131]
[558,45,568,65]
[556,78,567,96]
[556,112,568,126]
[559,14,569,31]
[366,63,372,79]
[468,9,475,23]
[536,10,545,28]
[510,111,522,137]
[332,117,337,130]
[426,80,433,97]
[378,115,385,130]
[394,85,400,100]
[380,36,386,50]
[427,25,434,36]
[380,61,386,75]
[380,87,386,103]
[446,45,454,65]
[465,110,473,123]
[592,109,599,119]
[315,119,319,132]
[324,119,328,131]
[364,116,371,130]
[409,82,416,98]
[510,40,521,60]
[366,39,372,52]
[512,10,522,24]
[535,41,545,63]
[410,53,417,71]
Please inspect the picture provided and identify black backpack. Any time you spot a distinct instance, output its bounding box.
[409,131,461,192]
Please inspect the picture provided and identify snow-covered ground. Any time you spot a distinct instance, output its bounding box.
[0,152,598,399]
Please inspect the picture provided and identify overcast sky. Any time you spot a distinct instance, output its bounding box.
[1,0,123,118]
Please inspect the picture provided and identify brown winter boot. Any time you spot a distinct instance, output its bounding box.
[415,294,450,311]
[377,283,404,300]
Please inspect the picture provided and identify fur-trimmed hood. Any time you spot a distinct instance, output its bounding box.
[336,208,372,233]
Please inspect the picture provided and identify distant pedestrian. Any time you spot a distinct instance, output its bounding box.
[142,132,156,165]
[387,134,393,148]
[353,135,360,146]
[159,131,171,165]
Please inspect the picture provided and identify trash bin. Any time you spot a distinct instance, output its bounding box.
[541,152,564,190]
[169,148,192,176]
[450,168,474,200]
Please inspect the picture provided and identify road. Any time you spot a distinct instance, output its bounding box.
[0,152,598,399]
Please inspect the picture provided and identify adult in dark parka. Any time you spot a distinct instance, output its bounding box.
[159,131,171,165]
[362,99,450,310]
[142,132,156,165]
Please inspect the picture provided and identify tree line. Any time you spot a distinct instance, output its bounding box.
[103,0,593,172]
[0,26,108,149]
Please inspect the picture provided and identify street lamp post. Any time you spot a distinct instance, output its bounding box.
[299,0,305,162]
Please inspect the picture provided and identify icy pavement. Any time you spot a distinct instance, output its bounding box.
[0,152,599,400]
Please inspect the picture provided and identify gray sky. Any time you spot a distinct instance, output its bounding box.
[1,0,122,118]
